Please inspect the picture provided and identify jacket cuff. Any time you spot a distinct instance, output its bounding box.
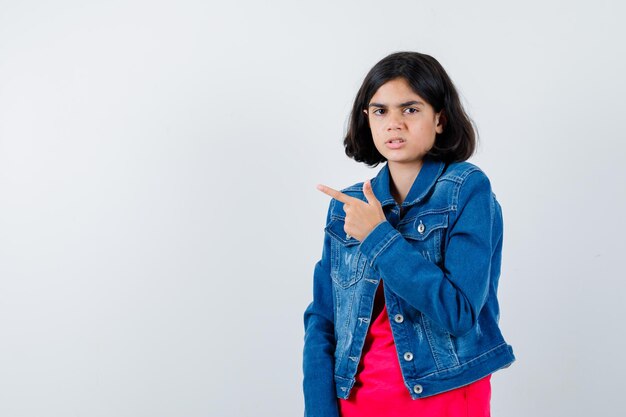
[359,220,401,266]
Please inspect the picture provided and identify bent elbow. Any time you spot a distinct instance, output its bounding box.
[449,318,477,338]
[446,304,479,337]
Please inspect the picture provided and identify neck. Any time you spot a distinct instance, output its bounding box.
[388,159,424,205]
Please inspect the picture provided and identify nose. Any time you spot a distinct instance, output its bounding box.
[386,111,404,130]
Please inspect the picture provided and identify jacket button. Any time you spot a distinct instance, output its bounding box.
[394,314,404,323]
[403,352,414,361]
[413,384,423,394]
[417,221,425,234]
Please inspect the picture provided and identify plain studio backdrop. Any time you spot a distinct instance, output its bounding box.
[1,1,624,416]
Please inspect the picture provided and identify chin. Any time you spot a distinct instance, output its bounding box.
[386,153,427,164]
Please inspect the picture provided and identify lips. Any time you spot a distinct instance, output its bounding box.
[385,137,406,149]
[386,137,405,144]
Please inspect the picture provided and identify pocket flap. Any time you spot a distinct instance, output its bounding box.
[402,211,449,241]
[325,218,360,246]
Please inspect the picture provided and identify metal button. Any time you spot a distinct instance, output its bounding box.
[417,220,425,234]
[403,352,414,361]
[413,384,423,394]
[394,314,404,323]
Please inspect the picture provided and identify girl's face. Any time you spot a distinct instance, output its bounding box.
[364,77,443,166]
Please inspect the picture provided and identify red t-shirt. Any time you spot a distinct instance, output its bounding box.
[338,281,491,417]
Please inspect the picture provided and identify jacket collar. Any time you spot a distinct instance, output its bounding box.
[372,156,446,208]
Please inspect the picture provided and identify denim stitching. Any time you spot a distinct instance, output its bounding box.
[408,342,511,380]
[421,315,444,370]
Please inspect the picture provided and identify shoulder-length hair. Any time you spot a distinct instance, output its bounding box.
[344,51,477,166]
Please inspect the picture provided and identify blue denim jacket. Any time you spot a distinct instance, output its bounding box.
[302,156,515,417]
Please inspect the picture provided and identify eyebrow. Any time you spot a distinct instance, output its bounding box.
[368,100,424,108]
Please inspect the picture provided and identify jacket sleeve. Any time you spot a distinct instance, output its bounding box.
[302,200,339,417]
[358,169,498,337]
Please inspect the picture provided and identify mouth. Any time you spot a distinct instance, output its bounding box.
[386,137,405,144]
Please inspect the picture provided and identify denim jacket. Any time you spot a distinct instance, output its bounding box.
[302,156,515,417]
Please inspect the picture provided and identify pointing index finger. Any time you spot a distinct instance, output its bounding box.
[316,184,356,204]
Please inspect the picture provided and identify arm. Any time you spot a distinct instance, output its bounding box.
[358,170,498,337]
[303,200,339,417]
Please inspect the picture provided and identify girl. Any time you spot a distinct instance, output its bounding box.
[303,51,515,417]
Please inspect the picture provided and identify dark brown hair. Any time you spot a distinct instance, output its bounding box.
[344,51,478,166]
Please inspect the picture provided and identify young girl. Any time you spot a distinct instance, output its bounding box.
[303,51,515,417]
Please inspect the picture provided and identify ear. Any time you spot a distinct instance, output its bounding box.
[435,110,444,134]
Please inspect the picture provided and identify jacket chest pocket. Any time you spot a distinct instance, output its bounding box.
[325,218,368,288]
[398,210,450,265]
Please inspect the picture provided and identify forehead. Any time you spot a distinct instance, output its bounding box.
[369,78,426,105]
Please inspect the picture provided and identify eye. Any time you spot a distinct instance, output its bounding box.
[373,108,385,115]
[404,107,419,114]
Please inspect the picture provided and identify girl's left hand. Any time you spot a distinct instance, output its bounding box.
[316,180,386,242]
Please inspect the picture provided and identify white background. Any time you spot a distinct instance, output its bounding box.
[1,1,624,416]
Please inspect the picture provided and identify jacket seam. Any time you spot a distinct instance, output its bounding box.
[409,342,510,380]
[334,340,509,382]
[448,167,483,229]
